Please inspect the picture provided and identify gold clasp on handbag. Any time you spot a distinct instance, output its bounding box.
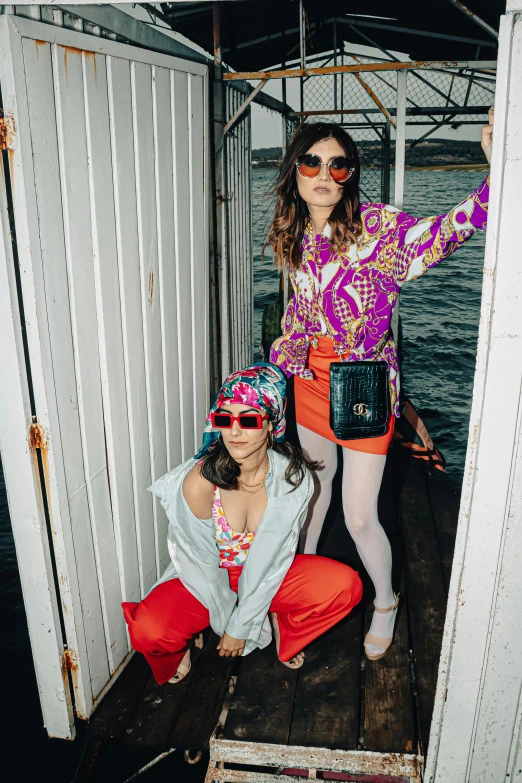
[353,403,368,415]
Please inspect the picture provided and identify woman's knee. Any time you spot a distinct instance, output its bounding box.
[123,602,169,654]
[335,565,364,606]
[344,508,376,536]
[309,558,363,607]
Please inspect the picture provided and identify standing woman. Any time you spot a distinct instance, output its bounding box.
[268,114,493,660]
[123,364,363,684]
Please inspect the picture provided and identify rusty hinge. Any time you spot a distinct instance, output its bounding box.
[0,111,15,150]
[61,647,78,675]
[0,117,8,150]
[29,416,49,450]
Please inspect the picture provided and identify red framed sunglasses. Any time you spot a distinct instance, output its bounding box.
[296,153,355,184]
[210,411,270,430]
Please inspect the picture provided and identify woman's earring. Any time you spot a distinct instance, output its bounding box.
[267,431,274,449]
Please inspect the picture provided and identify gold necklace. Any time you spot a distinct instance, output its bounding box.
[310,217,329,247]
[309,218,329,265]
[238,462,269,494]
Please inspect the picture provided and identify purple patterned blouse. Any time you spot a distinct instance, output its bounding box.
[270,178,489,416]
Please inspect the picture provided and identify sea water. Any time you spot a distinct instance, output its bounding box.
[0,167,487,777]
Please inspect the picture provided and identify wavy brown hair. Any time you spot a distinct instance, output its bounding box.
[264,122,362,270]
[200,440,320,492]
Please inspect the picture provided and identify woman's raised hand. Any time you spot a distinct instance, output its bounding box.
[481,105,494,164]
[217,632,245,657]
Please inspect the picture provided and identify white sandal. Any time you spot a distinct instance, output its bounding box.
[364,593,400,662]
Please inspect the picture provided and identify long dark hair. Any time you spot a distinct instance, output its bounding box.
[264,122,362,270]
[200,439,320,492]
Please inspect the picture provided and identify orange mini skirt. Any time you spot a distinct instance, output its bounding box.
[294,336,395,455]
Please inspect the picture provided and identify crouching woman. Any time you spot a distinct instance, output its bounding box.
[123,363,363,684]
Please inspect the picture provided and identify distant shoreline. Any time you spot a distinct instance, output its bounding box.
[252,162,490,172]
[253,140,489,173]
[404,163,489,172]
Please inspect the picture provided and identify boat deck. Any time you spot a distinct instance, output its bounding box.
[76,444,459,782]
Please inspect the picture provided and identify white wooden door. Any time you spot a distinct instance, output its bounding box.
[0,13,209,738]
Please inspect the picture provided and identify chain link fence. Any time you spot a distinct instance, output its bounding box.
[301,54,495,201]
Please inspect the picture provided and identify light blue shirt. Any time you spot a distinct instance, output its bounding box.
[148,449,313,655]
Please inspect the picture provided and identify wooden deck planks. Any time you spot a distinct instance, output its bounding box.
[121,643,204,748]
[364,588,415,753]
[289,612,362,750]
[425,470,460,591]
[86,652,150,741]
[364,449,416,753]
[397,458,449,751]
[223,638,299,745]
[169,631,237,750]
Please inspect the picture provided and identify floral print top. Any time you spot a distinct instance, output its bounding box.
[269,178,489,416]
[212,485,255,568]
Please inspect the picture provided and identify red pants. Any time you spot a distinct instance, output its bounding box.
[122,555,362,684]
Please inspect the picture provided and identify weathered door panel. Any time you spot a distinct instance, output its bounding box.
[0,14,209,736]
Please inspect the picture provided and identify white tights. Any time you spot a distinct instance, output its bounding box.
[297,424,397,652]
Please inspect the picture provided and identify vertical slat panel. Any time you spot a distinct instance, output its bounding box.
[232,91,240,370]
[20,36,93,718]
[238,98,245,365]
[86,52,140,610]
[239,112,245,365]
[153,64,178,574]
[0,27,76,736]
[52,43,110,695]
[202,69,211,434]
[188,73,207,444]
[82,49,130,669]
[235,94,243,366]
[226,92,237,371]
[223,87,253,371]
[241,115,249,364]
[228,91,240,372]
[107,54,155,598]
[171,70,194,459]
[131,61,167,585]
[154,64,181,473]
[247,111,253,362]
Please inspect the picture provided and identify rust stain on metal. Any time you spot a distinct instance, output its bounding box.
[208,738,423,779]
[83,50,98,82]
[60,44,84,56]
[0,109,17,151]
[456,0,474,16]
[62,648,78,675]
[224,60,463,81]
[62,647,86,718]
[29,421,49,451]
[148,269,154,307]
[356,74,396,128]
[61,44,82,81]
[34,39,48,57]
[29,420,54,519]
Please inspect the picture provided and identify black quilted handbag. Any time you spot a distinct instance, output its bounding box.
[330,361,390,440]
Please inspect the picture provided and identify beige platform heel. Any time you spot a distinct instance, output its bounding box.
[364,593,400,662]
[168,632,204,684]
